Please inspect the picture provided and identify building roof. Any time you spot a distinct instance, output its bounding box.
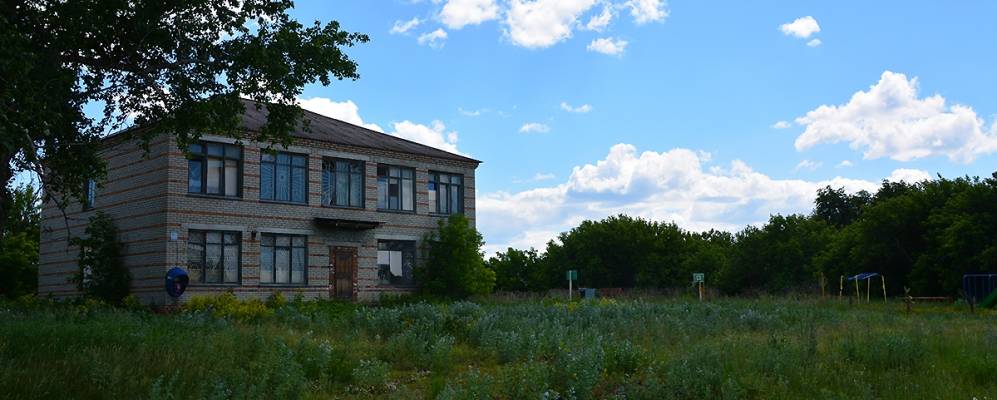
[239,99,480,164]
[105,98,481,165]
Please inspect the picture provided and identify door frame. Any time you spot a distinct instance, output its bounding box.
[330,246,357,301]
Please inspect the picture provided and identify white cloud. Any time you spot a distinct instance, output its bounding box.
[440,0,500,29]
[298,97,384,132]
[795,71,997,163]
[584,5,614,31]
[519,122,550,133]
[780,16,820,38]
[887,168,931,183]
[389,120,464,155]
[418,28,448,48]
[794,159,821,172]
[504,0,598,48]
[807,38,822,47]
[587,37,628,56]
[514,172,557,183]
[560,101,592,113]
[772,120,792,129]
[624,0,668,24]
[390,17,422,35]
[836,160,853,168]
[478,143,920,256]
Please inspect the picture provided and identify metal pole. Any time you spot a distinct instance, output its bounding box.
[866,278,871,303]
[881,276,887,303]
[854,278,860,304]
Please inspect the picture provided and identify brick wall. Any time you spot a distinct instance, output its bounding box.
[38,130,479,304]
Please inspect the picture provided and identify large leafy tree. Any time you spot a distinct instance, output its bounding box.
[1,0,368,233]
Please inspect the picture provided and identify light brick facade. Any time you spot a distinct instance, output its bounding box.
[38,127,479,305]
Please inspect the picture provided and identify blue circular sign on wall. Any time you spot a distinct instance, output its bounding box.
[165,267,189,298]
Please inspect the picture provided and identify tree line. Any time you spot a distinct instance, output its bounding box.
[486,173,997,297]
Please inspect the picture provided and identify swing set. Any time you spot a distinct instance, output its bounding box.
[839,272,887,303]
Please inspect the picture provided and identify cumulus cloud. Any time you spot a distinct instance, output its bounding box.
[772,120,792,129]
[389,120,464,155]
[780,16,820,38]
[477,143,922,255]
[519,122,550,133]
[807,38,822,47]
[836,160,853,168]
[298,97,384,132]
[584,5,614,31]
[440,0,500,29]
[560,102,592,113]
[794,71,997,163]
[299,96,464,155]
[418,28,448,48]
[504,0,598,48]
[390,17,422,34]
[624,0,668,24]
[887,168,931,183]
[587,37,628,55]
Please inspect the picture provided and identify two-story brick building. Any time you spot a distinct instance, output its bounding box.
[37,99,480,304]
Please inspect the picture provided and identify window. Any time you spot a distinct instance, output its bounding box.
[188,142,241,197]
[187,230,241,284]
[260,152,307,203]
[377,165,415,212]
[322,158,364,208]
[429,172,463,215]
[377,240,415,286]
[83,179,96,209]
[260,234,307,284]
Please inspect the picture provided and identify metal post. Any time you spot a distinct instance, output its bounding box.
[854,278,860,304]
[881,276,887,303]
[568,277,572,301]
[839,276,843,300]
[866,278,871,303]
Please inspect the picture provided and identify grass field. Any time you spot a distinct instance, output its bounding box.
[1,295,994,399]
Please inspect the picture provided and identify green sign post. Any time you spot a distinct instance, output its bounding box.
[567,270,578,300]
[693,273,705,301]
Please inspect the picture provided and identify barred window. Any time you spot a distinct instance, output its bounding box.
[187,230,240,284]
[322,158,364,208]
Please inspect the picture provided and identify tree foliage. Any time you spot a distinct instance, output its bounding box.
[1,0,368,234]
[485,247,544,292]
[489,172,997,297]
[416,214,495,299]
[72,211,130,303]
[0,184,40,298]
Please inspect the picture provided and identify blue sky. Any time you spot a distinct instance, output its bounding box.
[290,1,997,253]
[23,1,995,254]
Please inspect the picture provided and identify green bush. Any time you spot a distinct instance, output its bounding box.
[350,359,392,394]
[416,213,495,299]
[71,211,130,303]
[0,232,38,298]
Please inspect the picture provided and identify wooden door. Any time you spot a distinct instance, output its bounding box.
[331,246,357,300]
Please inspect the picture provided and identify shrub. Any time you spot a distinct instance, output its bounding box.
[415,213,495,299]
[184,293,274,322]
[437,368,494,400]
[350,359,392,393]
[0,232,38,298]
[71,211,130,303]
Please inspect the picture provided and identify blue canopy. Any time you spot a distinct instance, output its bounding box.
[846,273,880,281]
